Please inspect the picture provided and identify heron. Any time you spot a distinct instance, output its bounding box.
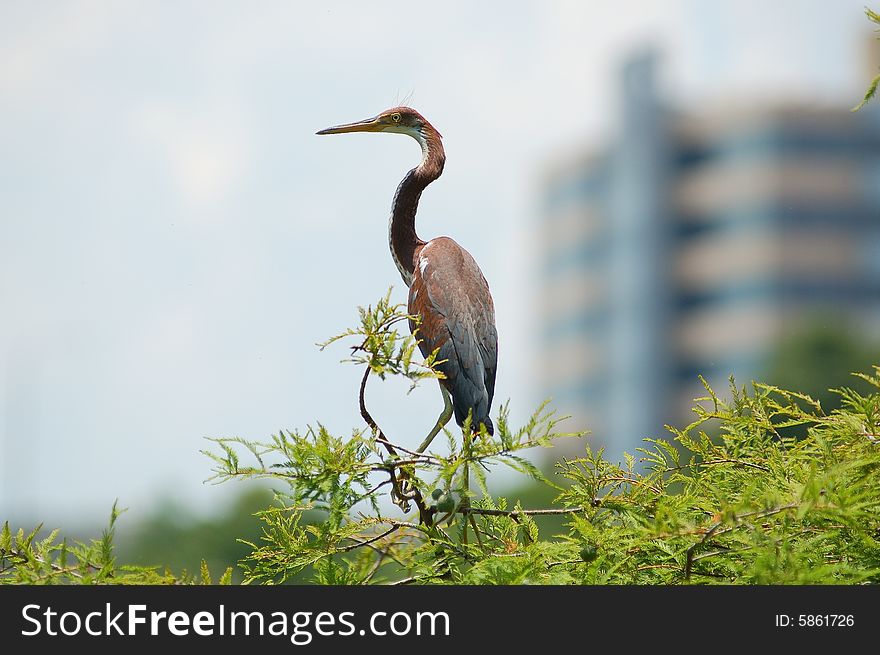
[317,107,498,457]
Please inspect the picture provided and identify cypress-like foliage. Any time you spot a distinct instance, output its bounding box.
[853,8,880,111]
[3,293,879,585]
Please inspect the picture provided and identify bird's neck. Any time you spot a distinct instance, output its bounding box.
[389,128,445,286]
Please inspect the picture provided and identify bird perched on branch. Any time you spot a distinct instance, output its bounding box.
[317,107,497,453]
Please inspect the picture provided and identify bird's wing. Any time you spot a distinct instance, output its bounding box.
[408,237,497,432]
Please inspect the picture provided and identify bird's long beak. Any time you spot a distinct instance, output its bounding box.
[316,115,383,135]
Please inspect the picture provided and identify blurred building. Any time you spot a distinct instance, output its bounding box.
[537,52,880,458]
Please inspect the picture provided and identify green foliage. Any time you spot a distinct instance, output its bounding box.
[317,288,443,388]
[552,375,880,583]
[204,294,579,584]
[853,7,880,111]
[4,293,879,585]
[0,502,233,584]
[202,295,880,585]
[199,292,585,584]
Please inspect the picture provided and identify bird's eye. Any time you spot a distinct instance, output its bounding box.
[390,112,401,122]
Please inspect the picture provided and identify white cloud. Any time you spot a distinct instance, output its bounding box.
[130,101,254,213]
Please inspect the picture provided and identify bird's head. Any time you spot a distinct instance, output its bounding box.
[316,106,441,143]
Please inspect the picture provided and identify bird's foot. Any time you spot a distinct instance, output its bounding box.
[392,476,420,513]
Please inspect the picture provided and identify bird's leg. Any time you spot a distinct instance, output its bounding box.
[416,385,453,453]
[395,386,453,515]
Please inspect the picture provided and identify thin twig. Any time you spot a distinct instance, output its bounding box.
[635,563,680,572]
[385,520,428,531]
[388,571,450,586]
[338,526,400,553]
[382,442,442,463]
[370,458,437,471]
[460,506,587,517]
[665,458,771,474]
[596,475,664,495]
[389,575,425,585]
[353,479,393,503]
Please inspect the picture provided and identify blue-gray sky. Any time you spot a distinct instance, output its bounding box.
[0,0,873,525]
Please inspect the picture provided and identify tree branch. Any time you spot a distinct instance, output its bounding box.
[358,365,434,525]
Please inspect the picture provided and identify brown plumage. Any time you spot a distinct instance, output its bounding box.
[318,106,497,438]
[409,237,497,433]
